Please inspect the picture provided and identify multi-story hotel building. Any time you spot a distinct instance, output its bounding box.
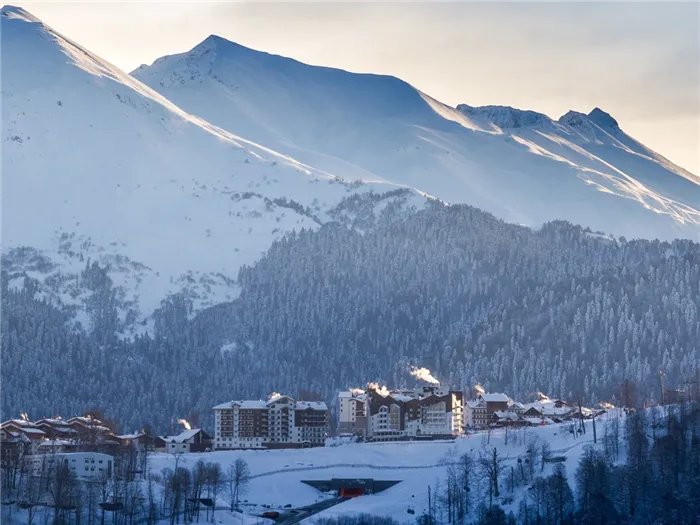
[338,385,464,441]
[213,395,328,450]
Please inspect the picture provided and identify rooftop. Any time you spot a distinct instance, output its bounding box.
[479,393,510,403]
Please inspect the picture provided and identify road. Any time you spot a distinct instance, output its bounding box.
[276,497,349,525]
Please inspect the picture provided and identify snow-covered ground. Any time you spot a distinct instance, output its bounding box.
[149,413,624,523]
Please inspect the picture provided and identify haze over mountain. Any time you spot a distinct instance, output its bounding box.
[133,34,700,242]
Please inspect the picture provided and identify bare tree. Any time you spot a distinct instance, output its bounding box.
[525,436,540,481]
[227,458,250,511]
[540,442,552,473]
[205,463,223,523]
[459,452,475,519]
[479,448,508,508]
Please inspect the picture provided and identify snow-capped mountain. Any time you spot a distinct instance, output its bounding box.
[133,35,700,242]
[1,6,423,332]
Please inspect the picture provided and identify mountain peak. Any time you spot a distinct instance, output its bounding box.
[1,4,42,24]
[588,107,619,130]
[193,33,251,55]
[200,34,229,47]
[558,110,588,126]
[456,104,553,129]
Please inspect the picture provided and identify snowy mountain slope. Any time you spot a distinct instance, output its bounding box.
[0,6,426,332]
[133,36,700,241]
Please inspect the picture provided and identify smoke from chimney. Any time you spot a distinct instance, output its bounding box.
[367,382,390,397]
[409,366,440,385]
[177,419,191,430]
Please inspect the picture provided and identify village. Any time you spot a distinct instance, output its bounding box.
[0,383,607,483]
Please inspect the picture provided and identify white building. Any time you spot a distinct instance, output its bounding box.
[339,385,464,441]
[464,399,488,429]
[213,395,328,450]
[464,393,510,429]
[26,452,113,481]
[162,429,213,454]
[338,391,368,436]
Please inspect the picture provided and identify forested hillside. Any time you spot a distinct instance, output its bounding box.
[2,198,699,432]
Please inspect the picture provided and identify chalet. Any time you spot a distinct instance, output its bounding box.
[152,436,167,452]
[37,440,76,454]
[491,411,527,427]
[1,420,46,452]
[116,432,159,450]
[35,418,79,440]
[507,401,525,414]
[163,429,213,453]
[463,393,510,429]
[522,396,574,421]
[66,416,114,437]
[522,407,543,418]
[478,393,510,415]
[1,427,30,461]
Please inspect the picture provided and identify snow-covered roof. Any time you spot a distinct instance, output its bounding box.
[214,400,268,410]
[479,393,509,403]
[390,394,413,403]
[522,417,550,425]
[267,395,294,405]
[67,416,103,425]
[166,428,205,443]
[18,427,46,436]
[523,401,573,417]
[39,440,73,447]
[2,419,39,428]
[466,399,486,409]
[493,411,520,420]
[117,433,145,440]
[295,401,328,411]
[37,418,73,428]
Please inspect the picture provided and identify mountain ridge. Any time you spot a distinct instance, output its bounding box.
[132,32,700,242]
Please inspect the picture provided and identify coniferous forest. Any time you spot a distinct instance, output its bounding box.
[2,197,699,432]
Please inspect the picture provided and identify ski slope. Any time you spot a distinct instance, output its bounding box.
[134,35,700,242]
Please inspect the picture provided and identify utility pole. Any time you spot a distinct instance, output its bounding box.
[659,369,665,406]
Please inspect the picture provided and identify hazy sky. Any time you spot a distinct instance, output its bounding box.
[9,1,700,174]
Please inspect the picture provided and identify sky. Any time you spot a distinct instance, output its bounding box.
[6,1,700,174]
